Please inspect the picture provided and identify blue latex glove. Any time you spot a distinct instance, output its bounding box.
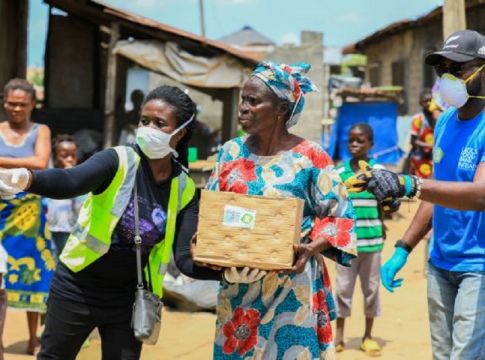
[381,247,409,293]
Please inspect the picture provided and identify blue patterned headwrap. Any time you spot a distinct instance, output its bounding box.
[251,61,319,128]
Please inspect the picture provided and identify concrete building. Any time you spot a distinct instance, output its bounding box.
[344,0,485,115]
[267,31,324,142]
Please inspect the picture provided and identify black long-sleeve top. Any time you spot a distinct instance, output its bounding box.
[30,146,220,307]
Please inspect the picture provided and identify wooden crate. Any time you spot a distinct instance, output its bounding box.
[194,190,304,270]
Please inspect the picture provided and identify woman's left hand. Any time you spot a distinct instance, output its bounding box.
[292,243,314,273]
[292,238,331,273]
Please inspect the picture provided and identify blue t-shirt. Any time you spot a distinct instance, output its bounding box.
[431,108,485,272]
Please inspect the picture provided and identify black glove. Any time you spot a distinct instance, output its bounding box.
[381,197,401,214]
[345,161,417,200]
[366,169,407,200]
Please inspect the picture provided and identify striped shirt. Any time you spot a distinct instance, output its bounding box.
[337,159,384,253]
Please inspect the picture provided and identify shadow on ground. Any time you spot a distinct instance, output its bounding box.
[4,340,30,355]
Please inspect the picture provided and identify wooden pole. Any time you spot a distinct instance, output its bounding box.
[17,0,28,79]
[199,0,206,37]
[442,0,466,40]
[221,88,240,142]
[103,22,120,148]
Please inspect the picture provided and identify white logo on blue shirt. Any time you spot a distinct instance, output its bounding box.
[457,147,478,171]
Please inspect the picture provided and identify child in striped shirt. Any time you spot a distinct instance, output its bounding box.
[334,123,399,357]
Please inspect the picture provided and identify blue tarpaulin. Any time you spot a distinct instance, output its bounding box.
[325,102,403,165]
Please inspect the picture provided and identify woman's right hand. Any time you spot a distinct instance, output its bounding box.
[223,267,267,284]
[0,168,31,198]
[0,168,31,189]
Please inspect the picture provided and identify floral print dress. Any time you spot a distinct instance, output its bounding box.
[206,137,356,359]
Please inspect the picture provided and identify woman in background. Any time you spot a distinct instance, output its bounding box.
[0,78,52,355]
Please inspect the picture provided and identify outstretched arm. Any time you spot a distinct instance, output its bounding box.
[419,162,485,210]
[345,161,485,211]
[28,149,118,198]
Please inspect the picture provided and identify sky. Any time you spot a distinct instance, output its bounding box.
[28,0,442,67]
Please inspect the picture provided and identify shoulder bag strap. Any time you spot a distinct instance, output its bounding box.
[134,181,145,290]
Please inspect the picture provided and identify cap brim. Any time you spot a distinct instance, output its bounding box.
[425,51,476,65]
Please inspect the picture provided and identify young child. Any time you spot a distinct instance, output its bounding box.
[408,89,441,179]
[334,123,399,357]
[45,135,85,259]
[0,243,7,360]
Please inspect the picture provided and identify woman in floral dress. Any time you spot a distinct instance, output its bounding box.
[205,62,356,359]
[0,78,53,355]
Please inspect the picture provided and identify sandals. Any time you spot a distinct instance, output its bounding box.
[335,343,345,353]
[360,338,382,357]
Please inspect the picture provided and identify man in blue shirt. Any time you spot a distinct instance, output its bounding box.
[346,29,485,360]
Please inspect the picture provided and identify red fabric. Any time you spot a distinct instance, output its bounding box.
[312,290,333,344]
[219,158,257,194]
[222,307,261,356]
[293,141,333,169]
[310,217,354,248]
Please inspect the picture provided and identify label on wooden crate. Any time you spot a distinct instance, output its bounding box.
[222,204,256,229]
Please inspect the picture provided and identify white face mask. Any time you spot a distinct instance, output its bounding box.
[135,114,194,159]
[439,64,485,108]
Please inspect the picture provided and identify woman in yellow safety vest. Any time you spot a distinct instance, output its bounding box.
[0,85,221,360]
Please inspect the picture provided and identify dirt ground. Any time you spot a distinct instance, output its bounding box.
[3,200,432,359]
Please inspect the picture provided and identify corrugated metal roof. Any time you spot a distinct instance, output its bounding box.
[45,0,259,65]
[219,26,275,47]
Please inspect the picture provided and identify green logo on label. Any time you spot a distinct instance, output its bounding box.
[433,147,444,164]
[241,213,254,225]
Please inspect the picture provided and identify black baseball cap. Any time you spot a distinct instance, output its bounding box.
[425,30,485,65]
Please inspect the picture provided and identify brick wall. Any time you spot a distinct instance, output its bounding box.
[266,31,324,143]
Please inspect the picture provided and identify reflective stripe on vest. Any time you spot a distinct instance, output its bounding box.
[147,171,196,297]
[61,146,140,272]
[111,147,139,218]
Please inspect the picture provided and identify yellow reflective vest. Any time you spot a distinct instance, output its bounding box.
[60,146,196,297]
